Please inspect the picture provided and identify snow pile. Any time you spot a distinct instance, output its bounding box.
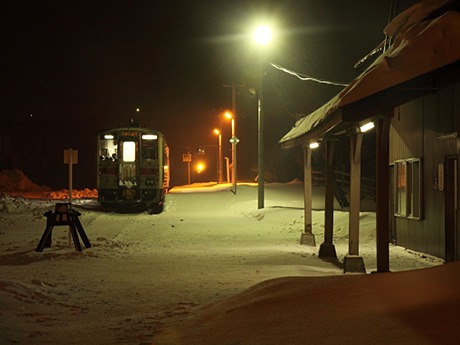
[0,169,97,201]
[153,261,460,345]
[0,193,50,213]
[0,169,49,192]
[46,188,98,199]
[0,191,97,213]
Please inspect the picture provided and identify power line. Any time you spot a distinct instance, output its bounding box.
[270,62,348,87]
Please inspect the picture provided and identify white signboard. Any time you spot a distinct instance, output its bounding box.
[64,149,78,164]
[182,153,192,162]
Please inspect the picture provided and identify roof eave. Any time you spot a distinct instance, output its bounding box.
[279,109,343,149]
[280,60,460,149]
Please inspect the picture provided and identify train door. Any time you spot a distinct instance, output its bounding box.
[119,139,138,189]
[445,155,458,262]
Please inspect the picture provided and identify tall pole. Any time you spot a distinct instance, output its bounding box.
[257,61,265,209]
[254,25,271,209]
[231,117,236,192]
[301,144,316,245]
[215,131,222,183]
[224,83,245,194]
[218,133,222,183]
[376,116,391,272]
[231,84,236,190]
[225,157,230,183]
[68,148,73,207]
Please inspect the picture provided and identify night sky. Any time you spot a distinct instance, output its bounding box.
[1,0,418,187]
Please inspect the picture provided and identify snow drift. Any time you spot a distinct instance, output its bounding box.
[152,262,460,345]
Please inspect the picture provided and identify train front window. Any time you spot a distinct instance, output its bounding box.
[141,135,158,160]
[122,141,136,162]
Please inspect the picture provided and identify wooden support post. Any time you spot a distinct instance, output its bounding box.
[344,132,366,273]
[36,211,55,252]
[319,140,337,258]
[376,117,391,272]
[301,145,316,246]
[73,210,91,248]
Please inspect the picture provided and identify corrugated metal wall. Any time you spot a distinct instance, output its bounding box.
[389,82,460,259]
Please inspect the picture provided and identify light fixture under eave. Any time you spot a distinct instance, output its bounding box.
[359,122,375,133]
[309,142,319,149]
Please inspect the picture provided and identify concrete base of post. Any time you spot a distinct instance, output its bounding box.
[343,254,366,274]
[300,232,316,246]
[318,242,337,259]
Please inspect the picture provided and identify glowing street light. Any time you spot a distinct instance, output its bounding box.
[254,25,272,209]
[196,162,205,174]
[225,111,234,134]
[254,25,272,45]
[213,129,222,183]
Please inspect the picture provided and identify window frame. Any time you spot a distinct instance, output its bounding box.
[394,158,423,220]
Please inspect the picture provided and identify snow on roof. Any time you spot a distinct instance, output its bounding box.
[384,0,453,38]
[279,3,460,147]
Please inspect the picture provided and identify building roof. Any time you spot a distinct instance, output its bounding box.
[279,1,460,148]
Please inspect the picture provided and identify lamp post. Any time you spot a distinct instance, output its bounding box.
[225,111,238,194]
[254,25,272,209]
[213,129,222,183]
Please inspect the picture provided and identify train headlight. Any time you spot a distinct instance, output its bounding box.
[142,134,157,140]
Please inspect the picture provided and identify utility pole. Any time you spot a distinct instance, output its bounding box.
[223,82,245,194]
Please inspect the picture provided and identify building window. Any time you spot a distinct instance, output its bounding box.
[395,160,407,216]
[394,158,422,219]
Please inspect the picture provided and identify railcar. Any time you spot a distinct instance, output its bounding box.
[96,126,169,214]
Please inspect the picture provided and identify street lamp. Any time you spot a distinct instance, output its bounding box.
[254,25,272,209]
[213,129,222,184]
[225,111,238,194]
[254,26,272,45]
[196,162,205,174]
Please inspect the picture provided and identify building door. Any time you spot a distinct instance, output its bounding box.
[445,155,457,262]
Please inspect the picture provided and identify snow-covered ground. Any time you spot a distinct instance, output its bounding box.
[1,177,457,344]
